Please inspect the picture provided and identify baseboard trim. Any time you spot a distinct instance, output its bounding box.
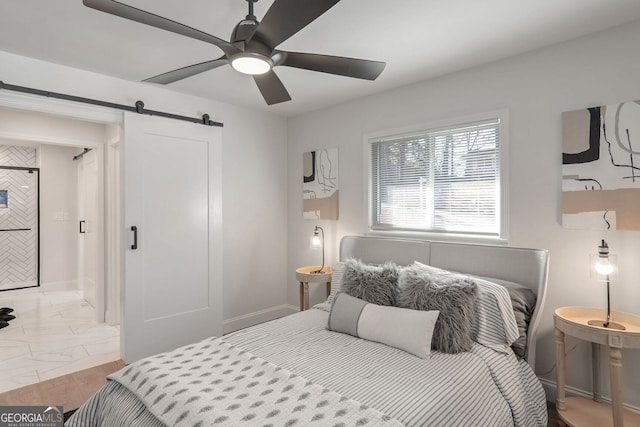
[540,377,640,413]
[0,281,78,295]
[41,280,78,291]
[223,304,296,334]
[284,304,299,314]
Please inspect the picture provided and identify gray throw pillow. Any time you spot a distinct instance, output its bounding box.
[398,266,478,354]
[341,258,398,306]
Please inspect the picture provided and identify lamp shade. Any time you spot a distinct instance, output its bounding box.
[590,239,617,281]
[310,232,322,250]
[590,253,617,280]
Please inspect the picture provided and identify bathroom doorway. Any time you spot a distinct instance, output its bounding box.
[0,108,121,393]
[0,106,119,324]
[0,161,39,291]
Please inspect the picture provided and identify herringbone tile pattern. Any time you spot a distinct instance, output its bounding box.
[0,145,36,167]
[0,145,38,290]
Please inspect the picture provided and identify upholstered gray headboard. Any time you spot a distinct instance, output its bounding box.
[339,235,549,370]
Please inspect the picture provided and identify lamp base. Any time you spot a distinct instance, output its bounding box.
[588,319,626,330]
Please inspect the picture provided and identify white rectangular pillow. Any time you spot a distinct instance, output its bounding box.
[327,292,439,359]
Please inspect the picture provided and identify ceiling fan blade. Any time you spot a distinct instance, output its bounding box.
[276,51,385,80]
[250,0,341,49]
[253,71,292,105]
[144,58,228,85]
[83,0,238,56]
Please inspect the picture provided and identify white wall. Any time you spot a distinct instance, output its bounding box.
[287,20,640,406]
[0,50,289,332]
[39,144,80,288]
[0,106,109,146]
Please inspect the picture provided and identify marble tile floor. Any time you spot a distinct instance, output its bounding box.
[0,288,120,393]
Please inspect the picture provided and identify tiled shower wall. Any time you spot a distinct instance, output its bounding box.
[0,145,38,290]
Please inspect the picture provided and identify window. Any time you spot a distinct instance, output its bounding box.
[368,113,506,239]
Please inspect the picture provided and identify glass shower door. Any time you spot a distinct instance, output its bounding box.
[0,166,39,291]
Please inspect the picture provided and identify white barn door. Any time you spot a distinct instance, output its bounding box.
[123,113,222,363]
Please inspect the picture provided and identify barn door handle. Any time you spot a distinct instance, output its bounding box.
[131,226,138,250]
[79,220,86,234]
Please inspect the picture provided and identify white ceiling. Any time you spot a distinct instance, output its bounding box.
[1,0,640,117]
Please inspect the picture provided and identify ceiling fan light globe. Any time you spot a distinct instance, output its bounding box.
[231,54,272,75]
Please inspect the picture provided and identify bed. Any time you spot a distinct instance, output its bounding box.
[67,235,550,426]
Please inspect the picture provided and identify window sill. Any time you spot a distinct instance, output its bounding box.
[365,229,508,246]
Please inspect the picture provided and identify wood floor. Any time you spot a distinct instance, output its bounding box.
[0,360,564,426]
[548,401,565,426]
[0,359,124,412]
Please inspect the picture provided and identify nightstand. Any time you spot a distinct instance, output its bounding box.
[295,266,332,311]
[554,307,640,427]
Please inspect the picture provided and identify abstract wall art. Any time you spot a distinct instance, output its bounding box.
[303,148,339,220]
[562,100,640,230]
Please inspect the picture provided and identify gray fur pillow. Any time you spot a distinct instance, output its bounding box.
[341,258,398,306]
[398,266,478,354]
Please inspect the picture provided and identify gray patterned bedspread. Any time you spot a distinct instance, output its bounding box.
[67,308,547,426]
[110,338,401,426]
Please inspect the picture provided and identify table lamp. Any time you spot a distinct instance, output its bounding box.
[310,226,324,273]
[588,239,625,330]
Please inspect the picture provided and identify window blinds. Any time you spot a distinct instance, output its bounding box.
[370,119,501,235]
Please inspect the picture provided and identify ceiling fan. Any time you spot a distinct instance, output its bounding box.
[83,0,386,105]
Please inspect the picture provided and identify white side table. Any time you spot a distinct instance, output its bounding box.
[295,266,332,311]
[554,307,640,427]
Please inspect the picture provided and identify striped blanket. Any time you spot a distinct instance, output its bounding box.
[67,308,547,426]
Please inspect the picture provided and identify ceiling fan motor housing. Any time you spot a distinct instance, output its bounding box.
[231,18,259,44]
